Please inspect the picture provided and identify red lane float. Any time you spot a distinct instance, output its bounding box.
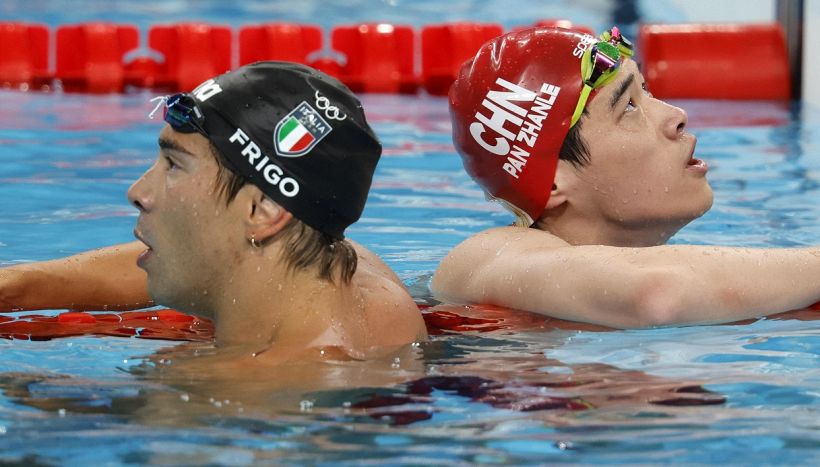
[2,21,797,99]
[56,23,139,93]
[2,303,816,341]
[639,23,790,99]
[0,309,213,342]
[239,23,322,66]
[0,22,50,89]
[331,23,417,93]
[421,22,503,96]
[149,23,232,92]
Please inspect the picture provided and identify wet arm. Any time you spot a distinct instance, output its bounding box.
[433,232,820,328]
[0,241,152,312]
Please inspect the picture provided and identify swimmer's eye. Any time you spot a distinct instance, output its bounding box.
[625,98,637,113]
[163,155,178,171]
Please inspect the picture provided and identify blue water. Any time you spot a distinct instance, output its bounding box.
[2,0,820,465]
[1,89,819,466]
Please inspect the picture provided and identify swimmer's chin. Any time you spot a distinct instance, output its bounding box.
[146,286,216,321]
[135,246,153,269]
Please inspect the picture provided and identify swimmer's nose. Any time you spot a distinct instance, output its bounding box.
[127,173,151,212]
[663,102,688,139]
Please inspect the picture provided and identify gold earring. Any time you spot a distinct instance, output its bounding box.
[249,234,261,248]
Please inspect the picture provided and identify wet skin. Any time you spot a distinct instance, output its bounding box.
[432,59,820,328]
[127,125,426,361]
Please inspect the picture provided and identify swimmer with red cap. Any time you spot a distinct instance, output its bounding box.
[433,26,820,327]
[0,62,426,362]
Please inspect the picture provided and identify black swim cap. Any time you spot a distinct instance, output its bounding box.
[188,61,381,240]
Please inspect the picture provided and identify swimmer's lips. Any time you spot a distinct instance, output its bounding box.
[133,229,154,268]
[685,136,708,174]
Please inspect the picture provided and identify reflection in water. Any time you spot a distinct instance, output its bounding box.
[0,305,724,445]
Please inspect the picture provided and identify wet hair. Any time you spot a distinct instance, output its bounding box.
[504,115,591,227]
[207,143,358,283]
[558,114,591,168]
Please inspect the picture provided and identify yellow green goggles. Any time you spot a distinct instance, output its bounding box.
[570,27,635,127]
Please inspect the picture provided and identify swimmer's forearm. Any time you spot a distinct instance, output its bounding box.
[610,245,820,326]
[0,241,153,312]
[455,243,820,328]
[561,245,819,326]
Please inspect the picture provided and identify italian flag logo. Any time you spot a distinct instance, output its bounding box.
[273,102,332,158]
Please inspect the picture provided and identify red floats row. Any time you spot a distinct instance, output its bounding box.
[1,21,791,99]
[639,23,790,100]
[0,21,514,95]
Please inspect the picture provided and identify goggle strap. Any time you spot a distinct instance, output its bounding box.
[580,46,594,82]
[571,85,592,128]
[147,95,169,120]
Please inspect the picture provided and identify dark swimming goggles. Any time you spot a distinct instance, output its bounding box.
[149,93,208,136]
[164,93,207,135]
[570,27,635,127]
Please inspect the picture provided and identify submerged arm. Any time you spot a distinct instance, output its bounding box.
[0,241,152,312]
[432,228,820,328]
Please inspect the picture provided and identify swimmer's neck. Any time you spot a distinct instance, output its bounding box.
[204,245,362,353]
[534,211,692,247]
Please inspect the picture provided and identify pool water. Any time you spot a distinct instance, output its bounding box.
[1,87,819,464]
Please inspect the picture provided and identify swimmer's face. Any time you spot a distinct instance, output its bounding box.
[127,126,245,315]
[560,59,713,236]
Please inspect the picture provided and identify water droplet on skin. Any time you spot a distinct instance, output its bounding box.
[391,357,401,369]
[664,186,669,193]
[180,393,190,402]
[299,400,314,412]
[256,266,261,272]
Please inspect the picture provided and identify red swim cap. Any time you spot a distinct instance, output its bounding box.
[449,27,595,224]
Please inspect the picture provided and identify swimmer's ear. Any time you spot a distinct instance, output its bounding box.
[240,186,293,243]
[545,164,570,210]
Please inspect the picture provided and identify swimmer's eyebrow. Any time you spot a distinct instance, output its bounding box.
[609,72,635,112]
[158,137,194,157]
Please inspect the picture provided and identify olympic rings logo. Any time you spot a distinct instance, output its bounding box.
[315,91,347,121]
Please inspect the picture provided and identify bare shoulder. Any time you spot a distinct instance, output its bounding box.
[349,240,427,345]
[431,227,568,297]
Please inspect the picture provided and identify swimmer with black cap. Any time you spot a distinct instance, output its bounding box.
[433,26,820,327]
[0,62,426,360]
